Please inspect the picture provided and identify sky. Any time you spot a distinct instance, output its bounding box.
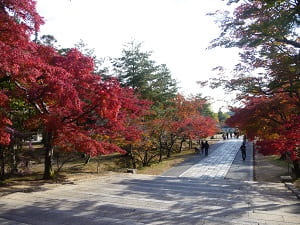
[35,0,240,112]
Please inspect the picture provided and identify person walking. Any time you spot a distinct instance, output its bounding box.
[201,140,205,155]
[222,133,226,140]
[240,143,246,161]
[243,134,247,144]
[204,141,209,156]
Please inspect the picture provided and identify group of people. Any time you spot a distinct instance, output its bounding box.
[222,131,240,140]
[196,135,247,161]
[195,140,210,156]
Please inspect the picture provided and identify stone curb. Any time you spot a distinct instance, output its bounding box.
[285,182,300,199]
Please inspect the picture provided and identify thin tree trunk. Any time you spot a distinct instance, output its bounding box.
[189,139,192,149]
[159,136,163,162]
[167,135,176,158]
[179,139,185,152]
[84,155,91,165]
[0,145,5,180]
[293,159,300,178]
[143,150,148,167]
[10,144,17,174]
[43,132,54,180]
[129,144,136,169]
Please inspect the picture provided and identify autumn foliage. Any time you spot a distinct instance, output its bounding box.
[216,0,300,175]
[0,0,218,179]
[227,94,299,160]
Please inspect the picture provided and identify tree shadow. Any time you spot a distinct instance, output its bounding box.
[0,174,299,224]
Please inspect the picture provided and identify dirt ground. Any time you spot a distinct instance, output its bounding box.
[254,152,290,183]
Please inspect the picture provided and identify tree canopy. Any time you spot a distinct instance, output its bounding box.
[210,0,300,176]
[0,0,219,180]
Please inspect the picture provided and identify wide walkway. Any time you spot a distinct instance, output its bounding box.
[162,138,253,181]
[179,139,244,179]
[0,139,299,225]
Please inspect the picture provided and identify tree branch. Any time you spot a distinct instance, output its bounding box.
[274,37,300,48]
[14,81,44,114]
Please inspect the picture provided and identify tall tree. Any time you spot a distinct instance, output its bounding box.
[112,41,177,104]
[210,0,300,176]
[209,0,300,100]
[0,0,152,179]
[112,41,156,90]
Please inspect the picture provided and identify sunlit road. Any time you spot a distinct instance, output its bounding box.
[179,139,242,179]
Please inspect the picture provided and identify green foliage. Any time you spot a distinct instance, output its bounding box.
[38,35,57,47]
[218,109,230,124]
[74,39,109,76]
[112,41,178,105]
[209,0,300,104]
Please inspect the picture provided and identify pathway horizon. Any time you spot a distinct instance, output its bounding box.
[1,138,299,225]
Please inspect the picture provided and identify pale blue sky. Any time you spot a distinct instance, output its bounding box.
[36,0,240,111]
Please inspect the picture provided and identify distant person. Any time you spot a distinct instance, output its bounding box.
[222,133,226,140]
[201,140,205,155]
[226,132,229,139]
[204,141,209,156]
[243,135,247,144]
[240,143,246,161]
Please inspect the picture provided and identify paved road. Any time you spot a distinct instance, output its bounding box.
[0,139,299,225]
[179,139,247,178]
[162,138,253,181]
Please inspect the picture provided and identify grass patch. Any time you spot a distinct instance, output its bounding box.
[268,155,290,168]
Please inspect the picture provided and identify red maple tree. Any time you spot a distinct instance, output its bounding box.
[0,0,152,179]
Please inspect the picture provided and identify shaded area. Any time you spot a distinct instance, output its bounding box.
[225,141,253,181]
[254,152,290,183]
[0,174,299,225]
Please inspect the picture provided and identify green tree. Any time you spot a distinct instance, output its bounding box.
[112,41,177,104]
[146,64,177,104]
[218,109,229,125]
[112,41,156,89]
[209,0,300,176]
[209,0,300,102]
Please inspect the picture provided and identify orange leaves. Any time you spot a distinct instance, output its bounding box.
[153,94,217,141]
[227,94,300,160]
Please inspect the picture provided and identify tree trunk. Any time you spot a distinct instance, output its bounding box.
[129,144,136,169]
[293,159,300,178]
[167,149,171,158]
[0,145,5,180]
[159,136,163,162]
[84,155,91,165]
[43,132,54,180]
[10,141,18,175]
[143,150,148,167]
[166,135,176,158]
[189,139,192,149]
[179,139,185,153]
